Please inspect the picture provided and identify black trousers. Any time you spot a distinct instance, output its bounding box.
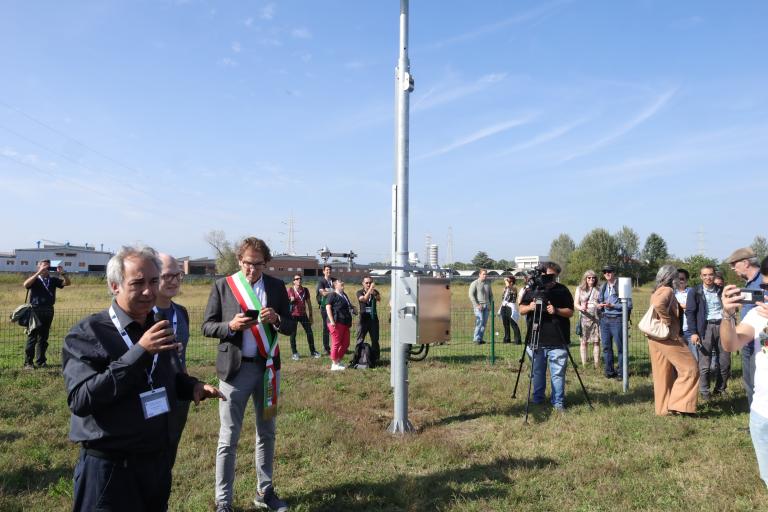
[72,448,172,511]
[356,316,380,362]
[500,306,522,344]
[25,306,54,366]
[320,307,330,352]
[290,314,317,354]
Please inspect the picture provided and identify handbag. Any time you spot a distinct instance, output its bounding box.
[9,289,39,333]
[638,304,669,340]
[575,313,583,336]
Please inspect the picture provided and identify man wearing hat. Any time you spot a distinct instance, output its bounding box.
[726,247,762,408]
[597,265,631,379]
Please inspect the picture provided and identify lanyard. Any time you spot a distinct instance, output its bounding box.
[109,305,159,388]
[152,305,178,335]
[38,276,54,297]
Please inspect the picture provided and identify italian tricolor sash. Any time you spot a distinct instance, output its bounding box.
[226,271,280,419]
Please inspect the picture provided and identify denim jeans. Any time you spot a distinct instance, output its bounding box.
[751,411,768,488]
[682,329,698,362]
[473,305,489,341]
[744,342,756,407]
[528,346,568,408]
[600,317,623,377]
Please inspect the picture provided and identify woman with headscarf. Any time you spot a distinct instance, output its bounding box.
[574,270,601,369]
[647,264,699,415]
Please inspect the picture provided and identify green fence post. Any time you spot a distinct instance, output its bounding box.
[490,298,495,365]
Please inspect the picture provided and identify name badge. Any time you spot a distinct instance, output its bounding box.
[364,307,373,314]
[139,387,170,419]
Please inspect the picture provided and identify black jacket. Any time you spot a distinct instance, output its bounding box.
[685,284,723,337]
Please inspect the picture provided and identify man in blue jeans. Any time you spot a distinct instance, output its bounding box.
[468,269,493,344]
[519,262,574,411]
[598,265,632,379]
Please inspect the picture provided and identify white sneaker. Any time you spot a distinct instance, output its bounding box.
[291,353,300,361]
[330,363,346,371]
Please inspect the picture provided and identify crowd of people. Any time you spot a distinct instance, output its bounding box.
[15,237,768,510]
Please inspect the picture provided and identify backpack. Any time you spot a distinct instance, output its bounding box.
[351,342,374,369]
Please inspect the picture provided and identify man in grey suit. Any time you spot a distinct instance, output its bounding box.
[203,237,293,512]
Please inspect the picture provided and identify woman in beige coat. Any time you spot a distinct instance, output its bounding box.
[647,264,699,415]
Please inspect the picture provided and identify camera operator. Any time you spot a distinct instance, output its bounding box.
[519,262,574,411]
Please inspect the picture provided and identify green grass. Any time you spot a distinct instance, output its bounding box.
[1,360,766,511]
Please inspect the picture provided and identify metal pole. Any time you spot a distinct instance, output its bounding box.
[622,299,629,392]
[389,0,414,434]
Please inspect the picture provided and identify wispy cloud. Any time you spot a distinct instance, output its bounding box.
[219,57,238,67]
[413,73,508,112]
[418,116,535,160]
[344,60,367,70]
[231,41,241,53]
[560,87,678,162]
[244,17,254,28]
[426,0,571,50]
[290,27,312,39]
[260,3,275,21]
[494,118,588,157]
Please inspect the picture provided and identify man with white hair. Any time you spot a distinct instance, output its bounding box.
[63,245,224,511]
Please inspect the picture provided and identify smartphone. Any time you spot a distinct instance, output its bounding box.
[739,288,766,305]
[245,309,260,319]
[154,311,167,323]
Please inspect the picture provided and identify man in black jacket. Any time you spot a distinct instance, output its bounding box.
[202,237,293,512]
[23,258,70,369]
[685,265,729,399]
[63,245,223,511]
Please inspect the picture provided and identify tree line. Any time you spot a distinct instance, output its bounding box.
[447,229,767,287]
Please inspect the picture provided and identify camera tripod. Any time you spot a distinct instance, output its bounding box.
[511,296,594,424]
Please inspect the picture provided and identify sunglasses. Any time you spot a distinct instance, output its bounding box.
[293,277,301,281]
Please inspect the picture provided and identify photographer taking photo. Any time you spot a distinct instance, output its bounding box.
[519,262,574,411]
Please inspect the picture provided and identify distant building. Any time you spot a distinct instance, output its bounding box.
[514,255,549,271]
[0,244,113,273]
[180,253,373,281]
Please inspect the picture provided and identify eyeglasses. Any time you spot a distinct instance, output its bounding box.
[730,259,746,269]
[161,272,184,282]
[587,277,596,280]
[241,260,265,268]
[293,277,302,281]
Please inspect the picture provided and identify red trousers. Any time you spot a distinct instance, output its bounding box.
[328,323,350,362]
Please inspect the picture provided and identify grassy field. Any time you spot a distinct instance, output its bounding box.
[1,359,765,511]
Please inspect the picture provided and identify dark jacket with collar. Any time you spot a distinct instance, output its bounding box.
[685,284,723,337]
[202,273,293,381]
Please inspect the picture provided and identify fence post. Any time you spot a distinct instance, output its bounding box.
[490,298,495,365]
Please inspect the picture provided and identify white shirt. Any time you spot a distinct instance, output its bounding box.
[742,309,768,418]
[241,276,267,358]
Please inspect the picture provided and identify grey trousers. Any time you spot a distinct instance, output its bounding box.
[215,361,277,505]
[698,322,731,395]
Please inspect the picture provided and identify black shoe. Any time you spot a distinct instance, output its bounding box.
[605,373,617,379]
[515,340,522,345]
[502,339,511,344]
[474,340,486,345]
[37,362,48,369]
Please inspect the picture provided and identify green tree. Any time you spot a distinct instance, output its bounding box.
[565,228,619,285]
[615,226,641,284]
[549,233,576,278]
[681,254,719,287]
[642,233,669,267]
[471,251,496,268]
[751,235,768,261]
[204,230,239,275]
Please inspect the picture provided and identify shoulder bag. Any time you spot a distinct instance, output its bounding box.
[638,302,670,340]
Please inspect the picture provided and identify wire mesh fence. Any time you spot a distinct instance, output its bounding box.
[0,298,746,376]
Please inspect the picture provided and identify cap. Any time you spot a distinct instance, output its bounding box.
[602,265,616,273]
[725,247,755,264]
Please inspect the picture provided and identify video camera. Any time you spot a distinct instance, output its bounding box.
[524,263,556,295]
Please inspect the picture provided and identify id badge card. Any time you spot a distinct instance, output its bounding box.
[139,387,170,419]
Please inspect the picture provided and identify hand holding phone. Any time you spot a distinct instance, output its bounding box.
[738,288,766,305]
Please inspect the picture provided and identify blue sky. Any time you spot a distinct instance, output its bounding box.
[1,1,766,264]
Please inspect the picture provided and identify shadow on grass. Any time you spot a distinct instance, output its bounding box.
[292,456,557,512]
[0,431,23,442]
[0,465,71,494]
